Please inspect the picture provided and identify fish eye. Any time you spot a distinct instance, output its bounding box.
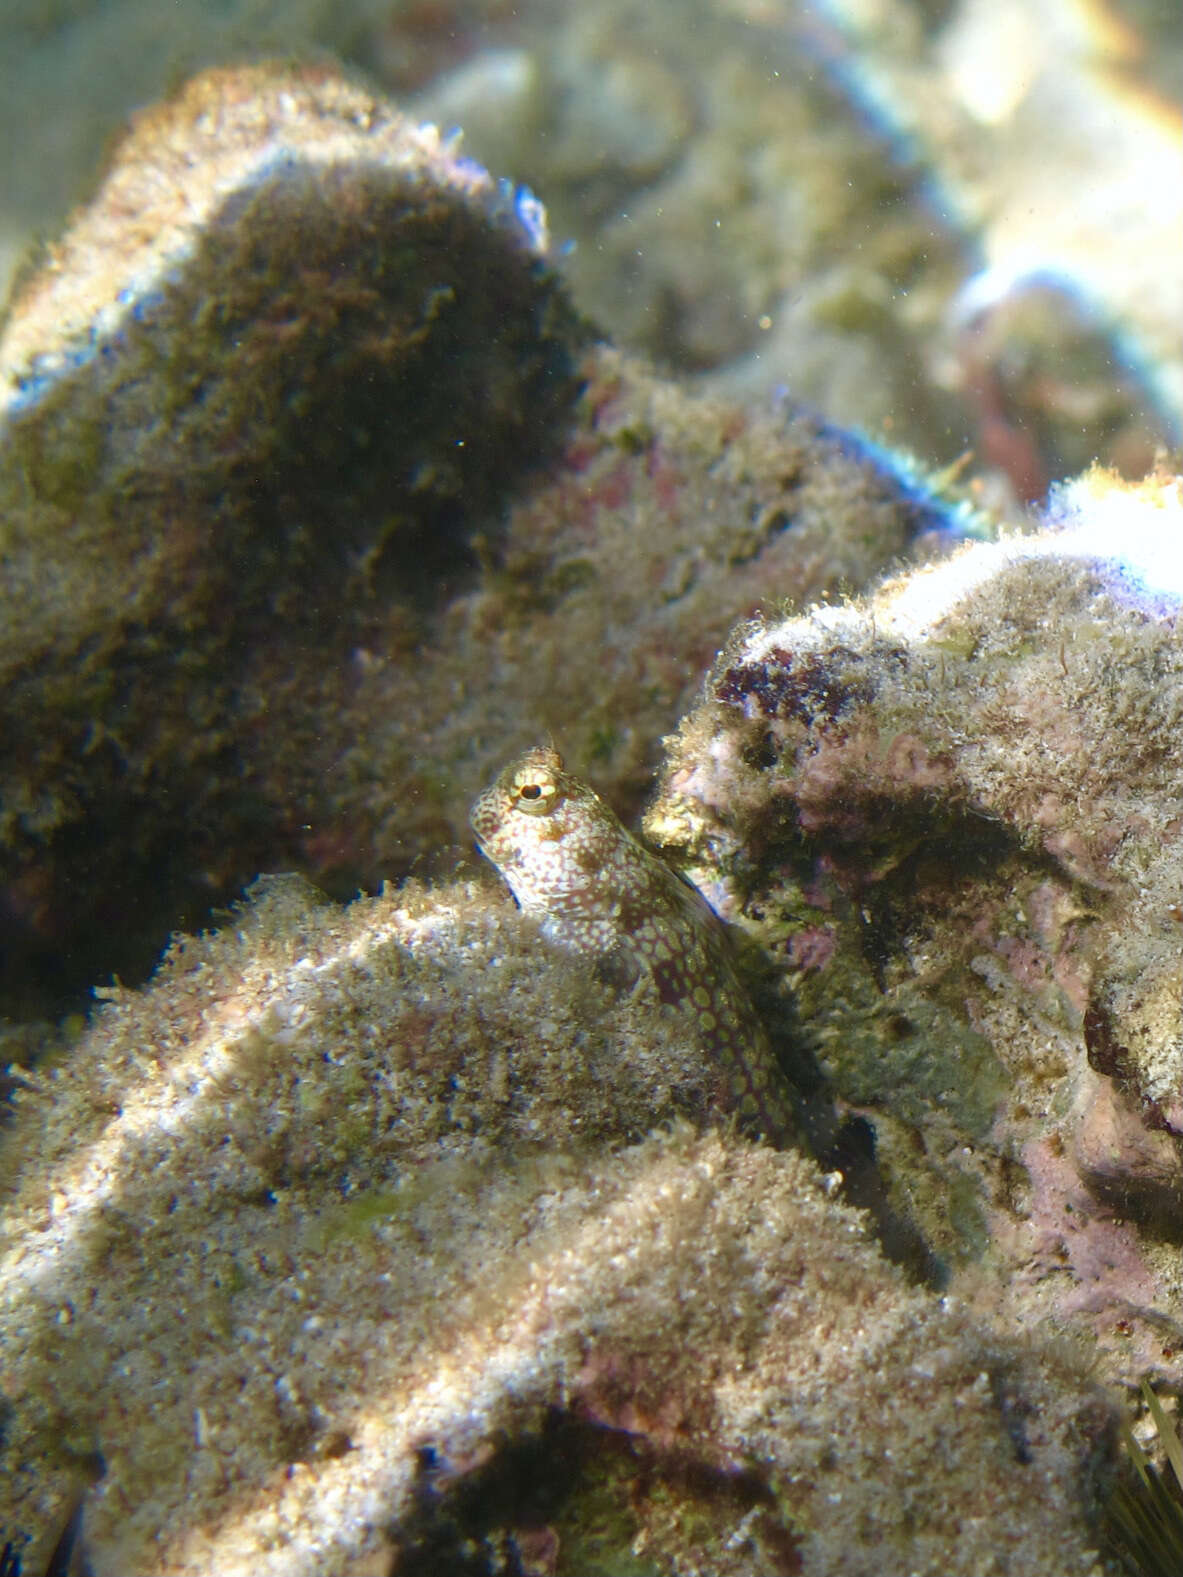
[512,768,560,815]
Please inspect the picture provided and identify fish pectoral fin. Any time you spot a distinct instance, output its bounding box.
[594,941,642,994]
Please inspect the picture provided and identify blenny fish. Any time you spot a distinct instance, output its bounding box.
[471,746,797,1146]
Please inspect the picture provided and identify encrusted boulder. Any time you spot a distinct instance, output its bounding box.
[646,468,1183,1381]
[0,875,1113,1575]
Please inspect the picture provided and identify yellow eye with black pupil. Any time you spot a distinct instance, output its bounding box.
[513,772,559,815]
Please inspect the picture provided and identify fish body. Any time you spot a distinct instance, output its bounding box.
[471,746,797,1145]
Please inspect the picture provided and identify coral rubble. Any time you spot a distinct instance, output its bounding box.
[5,0,1180,496]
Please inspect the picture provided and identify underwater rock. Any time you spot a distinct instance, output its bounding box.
[412,0,975,458]
[5,0,1181,507]
[331,344,971,894]
[844,0,1183,466]
[0,874,1113,1575]
[644,466,1183,1380]
[951,270,1170,502]
[0,55,968,1021]
[0,59,584,1013]
[413,0,1180,502]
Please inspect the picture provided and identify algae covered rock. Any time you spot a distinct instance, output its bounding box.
[0,59,584,1012]
[340,344,971,885]
[0,45,971,1015]
[645,467,1183,1379]
[0,874,1113,1575]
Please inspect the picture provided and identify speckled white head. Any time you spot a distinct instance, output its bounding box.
[470,746,636,952]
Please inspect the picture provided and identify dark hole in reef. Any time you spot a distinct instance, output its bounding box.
[395,1408,802,1577]
[741,729,780,771]
[816,1114,948,1290]
[884,1011,916,1041]
[989,1366,1035,1465]
[857,898,898,991]
[753,967,947,1288]
[1083,998,1131,1084]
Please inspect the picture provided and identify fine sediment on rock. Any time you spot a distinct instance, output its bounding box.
[0,875,1112,1575]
